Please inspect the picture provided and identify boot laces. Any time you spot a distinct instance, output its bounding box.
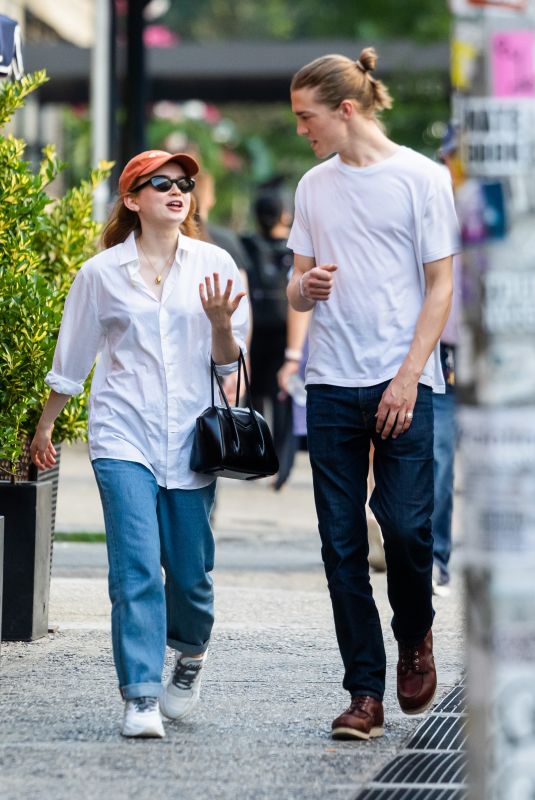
[348,695,374,715]
[399,644,421,674]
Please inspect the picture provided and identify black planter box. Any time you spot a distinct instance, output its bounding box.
[1,482,52,641]
[0,516,4,649]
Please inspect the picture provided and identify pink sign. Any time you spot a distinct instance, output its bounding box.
[492,31,535,98]
[470,0,526,8]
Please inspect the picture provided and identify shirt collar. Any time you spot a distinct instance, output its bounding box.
[117,230,195,266]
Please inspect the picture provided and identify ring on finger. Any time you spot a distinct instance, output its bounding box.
[406,411,414,420]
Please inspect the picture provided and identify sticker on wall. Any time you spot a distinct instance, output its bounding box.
[469,0,527,9]
[492,31,535,98]
[450,0,527,10]
[452,21,485,91]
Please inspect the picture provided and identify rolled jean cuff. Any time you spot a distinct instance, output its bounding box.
[346,687,383,703]
[120,682,163,700]
[167,635,210,656]
[395,617,435,648]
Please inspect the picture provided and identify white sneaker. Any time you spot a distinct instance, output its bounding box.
[160,652,205,720]
[121,696,165,738]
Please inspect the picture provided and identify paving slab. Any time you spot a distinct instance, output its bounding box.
[0,445,464,800]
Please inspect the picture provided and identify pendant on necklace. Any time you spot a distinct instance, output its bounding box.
[155,275,162,285]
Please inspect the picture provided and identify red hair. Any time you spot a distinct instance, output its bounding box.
[100,193,199,249]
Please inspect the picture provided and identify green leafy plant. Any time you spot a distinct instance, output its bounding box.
[0,72,112,478]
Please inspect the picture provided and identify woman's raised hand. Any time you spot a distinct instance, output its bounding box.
[199,273,246,328]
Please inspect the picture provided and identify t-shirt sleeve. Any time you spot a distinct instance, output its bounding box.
[45,265,105,395]
[421,169,461,264]
[287,180,315,258]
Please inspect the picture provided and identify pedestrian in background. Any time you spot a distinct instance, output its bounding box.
[287,48,459,740]
[432,125,463,597]
[30,150,249,739]
[241,187,296,489]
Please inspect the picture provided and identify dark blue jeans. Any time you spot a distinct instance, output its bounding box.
[307,381,435,701]
[432,344,457,581]
[432,386,455,580]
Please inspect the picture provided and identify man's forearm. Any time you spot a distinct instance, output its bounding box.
[397,283,452,384]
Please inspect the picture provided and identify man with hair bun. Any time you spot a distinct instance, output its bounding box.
[287,48,459,740]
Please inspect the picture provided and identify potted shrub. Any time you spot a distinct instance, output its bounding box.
[0,71,111,640]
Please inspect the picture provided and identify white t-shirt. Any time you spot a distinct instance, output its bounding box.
[287,147,460,392]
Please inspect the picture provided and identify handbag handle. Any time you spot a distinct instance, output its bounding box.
[210,349,266,455]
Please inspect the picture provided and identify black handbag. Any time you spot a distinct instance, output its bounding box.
[190,350,279,480]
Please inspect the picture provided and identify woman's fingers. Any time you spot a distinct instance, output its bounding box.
[29,431,57,470]
[231,291,246,312]
[223,278,233,301]
[200,274,244,314]
[212,272,221,296]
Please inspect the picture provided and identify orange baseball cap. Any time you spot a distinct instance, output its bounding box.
[118,150,200,195]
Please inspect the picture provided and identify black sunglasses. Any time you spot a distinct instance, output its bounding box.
[130,175,196,194]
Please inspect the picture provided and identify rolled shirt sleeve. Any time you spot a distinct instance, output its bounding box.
[45,265,105,395]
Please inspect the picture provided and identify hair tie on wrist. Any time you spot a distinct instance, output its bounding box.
[299,273,308,300]
[285,348,303,362]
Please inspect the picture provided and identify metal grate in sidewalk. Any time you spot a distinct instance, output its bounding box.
[407,714,467,751]
[353,682,467,800]
[374,752,466,784]
[433,686,465,715]
[356,788,467,799]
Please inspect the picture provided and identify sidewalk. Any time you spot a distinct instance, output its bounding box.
[0,444,464,800]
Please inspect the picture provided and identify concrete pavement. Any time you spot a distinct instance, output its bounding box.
[0,444,464,800]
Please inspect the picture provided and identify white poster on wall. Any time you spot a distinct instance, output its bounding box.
[459,407,535,558]
[458,96,535,175]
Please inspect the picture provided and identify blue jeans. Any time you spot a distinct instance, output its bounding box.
[307,381,435,701]
[432,384,456,580]
[92,459,216,700]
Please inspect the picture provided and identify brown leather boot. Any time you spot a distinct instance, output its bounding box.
[331,695,384,740]
[397,628,437,715]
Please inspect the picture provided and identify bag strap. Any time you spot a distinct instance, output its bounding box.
[210,349,266,455]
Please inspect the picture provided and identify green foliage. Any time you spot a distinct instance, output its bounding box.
[163,0,450,42]
[0,73,111,472]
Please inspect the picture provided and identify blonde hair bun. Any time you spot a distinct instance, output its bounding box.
[358,47,377,73]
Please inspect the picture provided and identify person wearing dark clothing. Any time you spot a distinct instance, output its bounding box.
[241,191,296,489]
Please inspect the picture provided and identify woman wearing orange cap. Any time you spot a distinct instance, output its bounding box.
[30,150,249,738]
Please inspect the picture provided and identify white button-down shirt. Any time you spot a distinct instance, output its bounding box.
[46,231,249,489]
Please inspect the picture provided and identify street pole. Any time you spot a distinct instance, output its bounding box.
[450,1,535,797]
[90,0,112,222]
[122,0,147,162]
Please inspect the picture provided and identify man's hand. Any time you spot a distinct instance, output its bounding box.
[277,359,300,393]
[300,264,338,302]
[375,374,418,440]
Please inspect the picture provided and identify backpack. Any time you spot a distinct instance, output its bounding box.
[241,234,292,333]
[0,15,23,80]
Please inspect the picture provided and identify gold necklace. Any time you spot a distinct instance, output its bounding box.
[137,240,175,285]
